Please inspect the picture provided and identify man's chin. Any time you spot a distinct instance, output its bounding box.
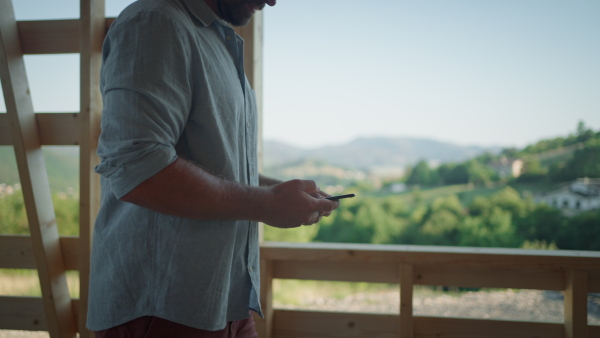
[227,12,254,26]
[228,17,252,27]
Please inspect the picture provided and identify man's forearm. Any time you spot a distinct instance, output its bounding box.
[120,157,338,228]
[259,174,282,187]
[121,158,267,221]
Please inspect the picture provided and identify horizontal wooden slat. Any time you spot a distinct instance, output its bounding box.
[15,18,115,55]
[3,298,598,336]
[272,310,399,338]
[413,316,565,338]
[271,310,579,338]
[36,113,80,145]
[0,235,37,269]
[273,261,398,283]
[590,271,600,293]
[0,296,47,331]
[261,242,600,270]
[272,260,568,290]
[0,296,79,331]
[0,113,80,145]
[2,239,600,335]
[415,265,566,291]
[17,20,80,54]
[0,235,78,270]
[3,236,599,291]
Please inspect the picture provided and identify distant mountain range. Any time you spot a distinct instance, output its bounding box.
[264,137,503,171]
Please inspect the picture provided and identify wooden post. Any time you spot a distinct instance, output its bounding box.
[79,0,105,337]
[0,0,77,337]
[564,270,588,338]
[255,258,274,338]
[399,264,414,338]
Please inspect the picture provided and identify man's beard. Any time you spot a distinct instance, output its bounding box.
[218,0,265,26]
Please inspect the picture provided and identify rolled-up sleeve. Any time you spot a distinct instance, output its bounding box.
[95,10,192,199]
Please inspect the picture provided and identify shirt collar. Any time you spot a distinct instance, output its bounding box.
[181,0,226,27]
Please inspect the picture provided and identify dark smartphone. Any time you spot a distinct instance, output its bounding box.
[325,193,356,201]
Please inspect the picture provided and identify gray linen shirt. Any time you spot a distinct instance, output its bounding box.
[87,0,261,331]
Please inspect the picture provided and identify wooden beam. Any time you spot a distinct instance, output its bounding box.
[415,265,566,291]
[0,296,48,331]
[255,258,274,338]
[79,0,104,337]
[2,239,600,335]
[3,235,599,292]
[0,1,77,336]
[0,235,37,269]
[413,316,565,338]
[260,242,600,270]
[0,113,80,145]
[399,264,413,338]
[0,297,80,332]
[272,260,399,283]
[0,235,78,270]
[564,270,588,338]
[271,310,571,338]
[271,260,568,291]
[17,20,80,54]
[272,310,399,338]
[13,18,115,55]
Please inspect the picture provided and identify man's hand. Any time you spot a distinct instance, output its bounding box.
[261,179,339,228]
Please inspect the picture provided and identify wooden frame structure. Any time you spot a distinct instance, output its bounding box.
[0,1,262,336]
[0,1,599,337]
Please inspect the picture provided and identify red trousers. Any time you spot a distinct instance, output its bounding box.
[94,313,258,338]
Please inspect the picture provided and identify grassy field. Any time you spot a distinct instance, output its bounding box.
[0,269,79,298]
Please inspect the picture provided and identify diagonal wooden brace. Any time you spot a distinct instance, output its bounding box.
[0,0,77,337]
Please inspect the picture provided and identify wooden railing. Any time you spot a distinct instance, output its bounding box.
[256,241,600,338]
[2,236,599,337]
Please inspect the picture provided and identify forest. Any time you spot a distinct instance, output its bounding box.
[265,185,600,251]
[402,121,600,186]
[266,122,600,251]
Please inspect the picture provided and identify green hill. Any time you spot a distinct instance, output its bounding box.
[0,146,79,192]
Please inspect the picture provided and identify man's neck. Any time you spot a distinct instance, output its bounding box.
[203,0,221,18]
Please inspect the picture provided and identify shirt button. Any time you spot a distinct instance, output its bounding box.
[226,35,232,41]
[248,267,253,272]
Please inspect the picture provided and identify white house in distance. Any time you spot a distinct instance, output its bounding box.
[537,178,600,216]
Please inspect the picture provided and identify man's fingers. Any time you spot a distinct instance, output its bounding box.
[298,180,319,194]
[315,198,338,212]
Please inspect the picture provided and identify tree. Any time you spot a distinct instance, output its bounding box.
[515,157,547,183]
[576,120,594,143]
[438,163,469,185]
[466,160,494,186]
[405,160,438,185]
[558,139,600,180]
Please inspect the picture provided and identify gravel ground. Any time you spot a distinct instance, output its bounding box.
[274,289,600,324]
[2,289,599,337]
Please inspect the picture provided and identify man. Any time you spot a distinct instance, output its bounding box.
[87,0,339,336]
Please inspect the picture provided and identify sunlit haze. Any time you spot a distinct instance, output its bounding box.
[2,0,599,150]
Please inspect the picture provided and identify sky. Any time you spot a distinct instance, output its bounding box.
[2,0,599,150]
